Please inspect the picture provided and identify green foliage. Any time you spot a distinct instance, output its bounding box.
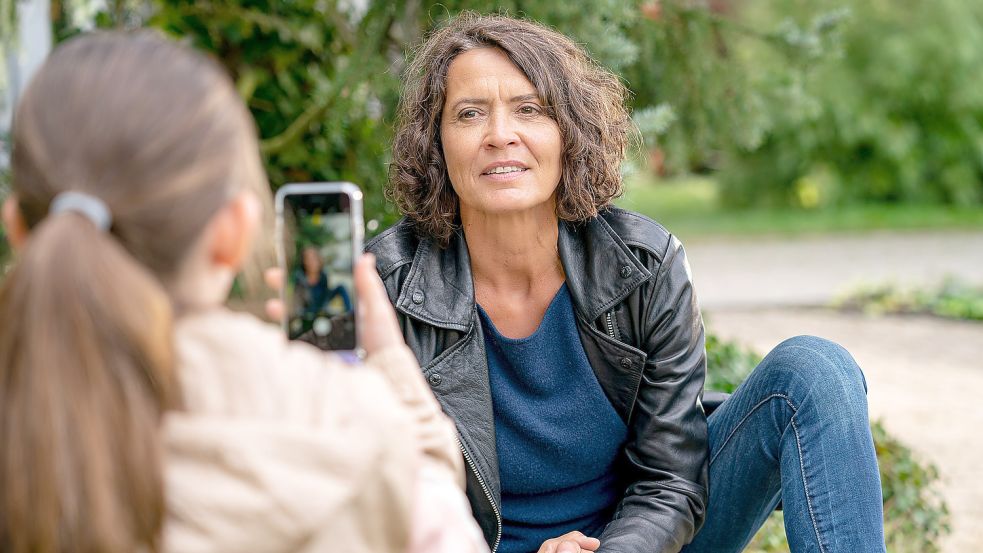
[417,0,642,72]
[745,511,788,553]
[704,331,950,551]
[704,330,763,393]
[0,0,15,44]
[147,0,408,230]
[53,0,983,225]
[836,278,983,322]
[51,0,651,230]
[717,0,983,208]
[873,420,951,552]
[624,1,850,175]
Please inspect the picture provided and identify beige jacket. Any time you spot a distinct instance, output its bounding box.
[162,308,486,553]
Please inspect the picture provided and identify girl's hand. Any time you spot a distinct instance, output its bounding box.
[264,254,405,357]
[352,253,405,355]
[263,267,286,322]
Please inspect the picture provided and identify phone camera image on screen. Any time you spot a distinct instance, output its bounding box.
[282,191,357,351]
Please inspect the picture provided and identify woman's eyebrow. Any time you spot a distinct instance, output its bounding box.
[449,98,491,111]
[449,93,542,112]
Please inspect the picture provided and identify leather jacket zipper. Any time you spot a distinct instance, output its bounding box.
[459,438,502,553]
[605,310,619,340]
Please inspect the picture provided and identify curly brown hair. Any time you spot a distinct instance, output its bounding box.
[388,12,634,246]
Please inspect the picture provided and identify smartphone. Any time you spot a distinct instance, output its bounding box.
[274,182,364,352]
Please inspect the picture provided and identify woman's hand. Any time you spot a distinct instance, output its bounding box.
[537,531,601,553]
[264,253,405,356]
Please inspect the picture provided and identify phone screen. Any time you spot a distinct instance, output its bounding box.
[281,190,358,350]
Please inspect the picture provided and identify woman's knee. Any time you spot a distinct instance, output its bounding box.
[760,335,868,404]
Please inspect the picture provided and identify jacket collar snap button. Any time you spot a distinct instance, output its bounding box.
[411,290,425,304]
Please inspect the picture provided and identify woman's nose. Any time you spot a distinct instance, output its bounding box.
[484,111,519,149]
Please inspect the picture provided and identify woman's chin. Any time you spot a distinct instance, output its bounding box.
[467,194,555,218]
[458,185,555,215]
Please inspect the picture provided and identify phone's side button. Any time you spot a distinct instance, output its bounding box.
[412,290,425,305]
[427,373,442,387]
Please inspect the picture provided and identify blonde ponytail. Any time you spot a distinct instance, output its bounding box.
[0,31,269,552]
[0,213,180,552]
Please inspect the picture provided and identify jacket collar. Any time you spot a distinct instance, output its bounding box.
[558,215,653,321]
[395,228,475,332]
[395,213,652,330]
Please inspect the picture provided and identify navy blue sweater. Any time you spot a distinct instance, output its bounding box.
[478,284,628,553]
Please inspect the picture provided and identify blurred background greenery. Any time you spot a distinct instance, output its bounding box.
[0,0,977,246]
[10,0,979,237]
[3,0,975,550]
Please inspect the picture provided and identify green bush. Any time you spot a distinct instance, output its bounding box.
[873,420,951,552]
[716,0,983,209]
[836,278,983,322]
[705,332,950,552]
[35,0,983,226]
[146,0,407,230]
[704,331,763,393]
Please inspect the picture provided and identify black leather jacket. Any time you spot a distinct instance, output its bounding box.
[366,208,709,553]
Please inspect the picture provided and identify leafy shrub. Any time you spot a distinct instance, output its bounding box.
[705,331,950,551]
[705,331,763,393]
[716,0,983,209]
[146,0,407,230]
[873,420,951,552]
[836,278,983,322]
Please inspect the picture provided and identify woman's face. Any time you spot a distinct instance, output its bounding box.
[439,48,563,219]
[302,246,322,272]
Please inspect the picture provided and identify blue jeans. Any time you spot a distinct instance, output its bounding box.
[682,336,886,553]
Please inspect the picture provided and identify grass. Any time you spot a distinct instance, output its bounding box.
[616,174,983,241]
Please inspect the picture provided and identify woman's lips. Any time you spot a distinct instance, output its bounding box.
[480,167,529,181]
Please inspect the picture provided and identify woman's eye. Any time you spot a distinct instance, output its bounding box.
[519,105,542,115]
[460,109,479,119]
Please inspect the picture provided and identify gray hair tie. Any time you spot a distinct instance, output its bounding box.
[49,191,112,231]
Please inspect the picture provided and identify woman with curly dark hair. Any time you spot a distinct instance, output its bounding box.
[368,12,886,553]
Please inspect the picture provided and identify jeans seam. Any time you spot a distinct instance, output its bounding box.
[791,416,829,553]
[708,393,797,467]
[708,393,830,553]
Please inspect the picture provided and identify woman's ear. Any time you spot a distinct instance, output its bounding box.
[206,191,261,271]
[2,195,29,251]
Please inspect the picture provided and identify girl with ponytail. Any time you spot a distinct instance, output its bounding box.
[0,32,485,553]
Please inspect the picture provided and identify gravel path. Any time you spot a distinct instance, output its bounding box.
[682,231,983,552]
[684,230,983,310]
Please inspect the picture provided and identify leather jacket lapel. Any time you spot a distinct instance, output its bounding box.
[558,217,652,322]
[395,231,474,332]
[395,230,502,504]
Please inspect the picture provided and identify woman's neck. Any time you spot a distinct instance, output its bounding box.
[462,204,565,297]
